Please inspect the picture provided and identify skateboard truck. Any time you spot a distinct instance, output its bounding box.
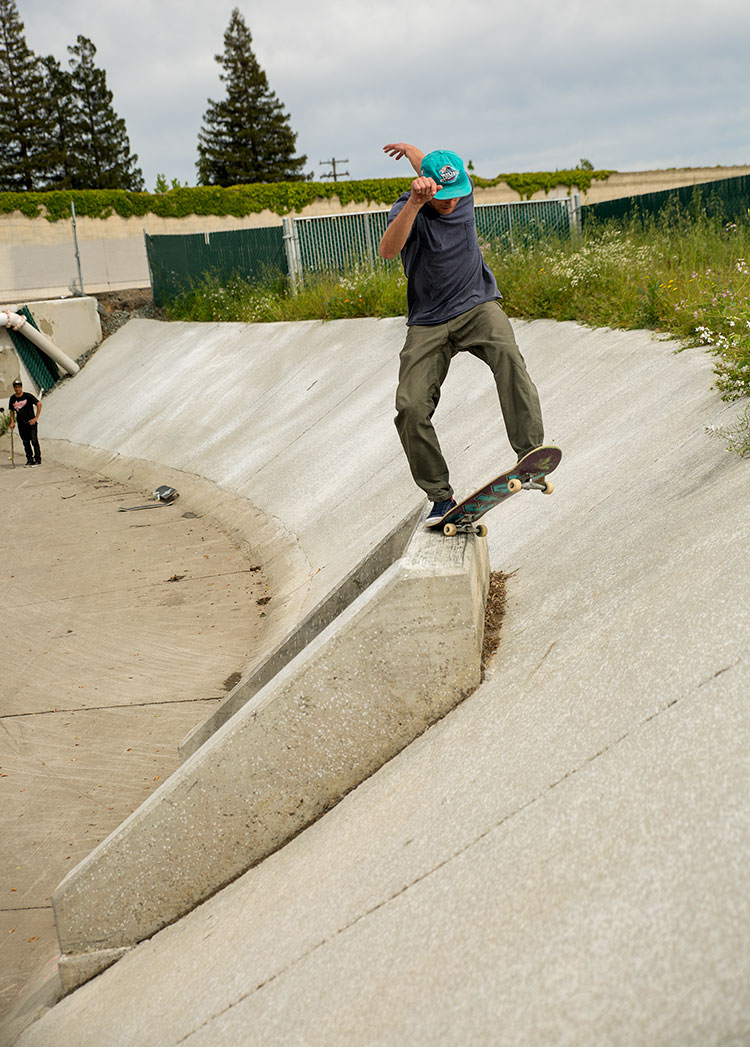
[442,518,489,538]
[506,475,554,495]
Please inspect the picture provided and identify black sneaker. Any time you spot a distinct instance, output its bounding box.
[425,497,457,526]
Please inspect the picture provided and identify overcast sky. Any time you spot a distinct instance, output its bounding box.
[18,0,750,192]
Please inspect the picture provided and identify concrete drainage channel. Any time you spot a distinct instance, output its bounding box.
[51,500,490,993]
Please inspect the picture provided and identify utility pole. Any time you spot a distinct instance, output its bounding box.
[320,157,349,182]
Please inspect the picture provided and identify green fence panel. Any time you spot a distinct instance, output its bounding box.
[291,199,576,279]
[7,307,60,391]
[581,173,750,227]
[475,199,575,247]
[292,211,390,273]
[145,226,287,307]
[144,200,578,303]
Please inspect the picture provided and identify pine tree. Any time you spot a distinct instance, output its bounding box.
[197,8,307,186]
[41,55,77,188]
[66,34,144,190]
[0,0,55,190]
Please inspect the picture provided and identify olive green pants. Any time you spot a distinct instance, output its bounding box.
[394,301,544,501]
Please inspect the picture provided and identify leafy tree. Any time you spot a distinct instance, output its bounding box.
[0,0,55,190]
[197,8,307,186]
[66,34,144,190]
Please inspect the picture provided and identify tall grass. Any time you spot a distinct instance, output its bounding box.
[164,209,750,402]
[163,263,407,324]
[488,213,750,401]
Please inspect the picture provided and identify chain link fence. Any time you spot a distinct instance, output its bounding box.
[2,195,581,307]
[6,174,750,307]
[283,198,580,289]
[581,173,750,226]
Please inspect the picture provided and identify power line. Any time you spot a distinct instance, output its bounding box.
[320,157,349,182]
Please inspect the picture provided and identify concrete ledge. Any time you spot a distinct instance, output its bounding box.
[52,517,489,990]
[179,504,423,760]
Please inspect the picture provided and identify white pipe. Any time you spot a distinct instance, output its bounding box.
[0,309,80,377]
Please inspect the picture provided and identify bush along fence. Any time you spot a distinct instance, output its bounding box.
[146,196,581,306]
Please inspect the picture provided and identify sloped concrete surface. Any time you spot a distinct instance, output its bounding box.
[9,316,750,1046]
[51,521,488,976]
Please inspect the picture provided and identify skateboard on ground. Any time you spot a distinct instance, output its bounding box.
[427,445,562,537]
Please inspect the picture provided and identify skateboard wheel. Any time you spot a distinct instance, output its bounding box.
[507,477,522,494]
[541,479,554,495]
[443,522,457,537]
[475,524,488,538]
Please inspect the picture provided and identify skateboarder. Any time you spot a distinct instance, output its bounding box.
[8,379,42,466]
[380,142,544,524]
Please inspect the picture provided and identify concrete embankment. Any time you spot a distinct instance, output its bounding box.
[7,314,749,1047]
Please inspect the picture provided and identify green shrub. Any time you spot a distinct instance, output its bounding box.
[0,168,613,222]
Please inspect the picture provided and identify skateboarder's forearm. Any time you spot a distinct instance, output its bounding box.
[379,177,440,259]
[379,197,423,259]
[383,142,425,176]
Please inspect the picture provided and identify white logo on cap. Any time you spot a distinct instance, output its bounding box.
[439,164,459,184]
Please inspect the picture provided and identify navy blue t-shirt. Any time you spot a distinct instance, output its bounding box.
[387,188,499,326]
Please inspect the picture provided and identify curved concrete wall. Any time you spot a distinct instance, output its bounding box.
[15,314,750,1047]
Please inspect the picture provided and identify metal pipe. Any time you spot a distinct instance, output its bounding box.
[0,309,80,376]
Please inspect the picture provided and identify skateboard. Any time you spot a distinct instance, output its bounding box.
[427,445,562,537]
[9,427,14,467]
[117,486,179,512]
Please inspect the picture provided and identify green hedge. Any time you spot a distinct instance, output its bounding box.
[474,169,615,198]
[0,170,616,222]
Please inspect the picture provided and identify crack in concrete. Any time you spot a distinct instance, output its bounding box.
[0,906,52,914]
[0,696,220,721]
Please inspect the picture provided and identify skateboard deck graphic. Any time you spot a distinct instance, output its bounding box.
[427,445,562,536]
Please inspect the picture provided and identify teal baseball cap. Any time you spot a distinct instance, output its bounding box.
[420,149,472,198]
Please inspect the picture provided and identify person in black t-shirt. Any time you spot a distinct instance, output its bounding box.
[8,379,42,466]
[380,142,544,525]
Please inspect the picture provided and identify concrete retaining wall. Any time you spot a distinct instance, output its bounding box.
[52,516,489,991]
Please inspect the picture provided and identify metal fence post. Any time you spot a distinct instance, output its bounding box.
[280,217,299,295]
[71,200,85,295]
[568,194,582,236]
[280,215,303,293]
[364,212,375,266]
